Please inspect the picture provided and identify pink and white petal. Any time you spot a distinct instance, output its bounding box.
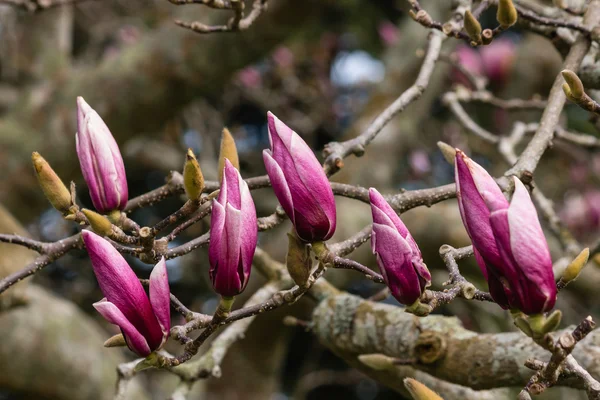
[263,150,295,224]
[208,200,227,269]
[149,257,171,337]
[93,299,151,357]
[239,180,257,285]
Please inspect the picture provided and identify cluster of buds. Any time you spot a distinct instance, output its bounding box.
[464,0,517,46]
[30,92,568,360]
[455,150,556,315]
[32,97,130,222]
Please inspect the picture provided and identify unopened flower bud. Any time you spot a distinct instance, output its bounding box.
[103,333,126,348]
[562,248,589,283]
[404,378,443,400]
[84,231,170,357]
[76,97,128,213]
[562,70,584,100]
[497,0,518,28]
[82,208,113,236]
[209,160,257,297]
[263,112,336,242]
[32,152,72,215]
[370,188,431,306]
[528,310,562,336]
[218,128,239,183]
[358,354,395,371]
[562,83,578,103]
[464,10,482,44]
[183,149,204,201]
[286,231,312,287]
[436,142,456,165]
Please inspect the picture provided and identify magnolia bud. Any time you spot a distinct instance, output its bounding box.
[209,160,257,297]
[528,310,562,336]
[103,333,126,348]
[32,152,72,215]
[84,231,171,357]
[370,188,431,306]
[218,128,240,183]
[358,354,395,371]
[82,208,113,236]
[183,149,204,201]
[497,0,518,28]
[562,83,578,103]
[263,112,336,242]
[286,231,312,287]
[404,378,443,400]
[562,70,584,100]
[436,142,456,165]
[562,248,589,283]
[464,10,482,44]
[76,97,128,213]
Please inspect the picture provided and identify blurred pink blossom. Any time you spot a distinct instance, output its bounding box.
[409,150,431,176]
[119,26,141,45]
[560,190,600,236]
[236,67,262,89]
[452,39,516,89]
[378,21,399,46]
[452,45,484,88]
[272,46,294,68]
[480,38,516,86]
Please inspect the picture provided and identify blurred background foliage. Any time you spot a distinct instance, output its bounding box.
[0,0,599,399]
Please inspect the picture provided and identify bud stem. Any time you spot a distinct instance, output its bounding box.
[214,296,235,322]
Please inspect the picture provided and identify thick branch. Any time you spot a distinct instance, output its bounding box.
[312,293,600,391]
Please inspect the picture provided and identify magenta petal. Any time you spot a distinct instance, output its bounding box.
[208,200,226,269]
[94,299,151,357]
[507,178,554,277]
[369,188,420,256]
[224,203,243,274]
[473,246,511,309]
[506,178,556,311]
[288,132,336,239]
[372,222,422,305]
[83,230,163,350]
[222,160,242,209]
[149,257,171,341]
[238,177,257,290]
[267,111,294,154]
[263,150,295,224]
[369,188,405,234]
[454,150,505,268]
[472,246,489,279]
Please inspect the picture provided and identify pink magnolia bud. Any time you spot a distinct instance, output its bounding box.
[455,150,512,308]
[369,188,431,305]
[82,230,170,356]
[263,112,336,242]
[76,97,128,213]
[455,150,556,314]
[486,178,556,314]
[209,160,257,297]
